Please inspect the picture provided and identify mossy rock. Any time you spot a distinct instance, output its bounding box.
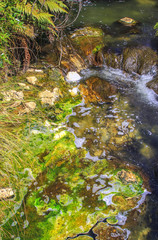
[70,27,104,61]
[122,46,158,75]
[104,52,122,69]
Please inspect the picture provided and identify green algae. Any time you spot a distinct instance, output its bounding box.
[107,216,118,225]
[1,123,148,240]
[5,134,146,240]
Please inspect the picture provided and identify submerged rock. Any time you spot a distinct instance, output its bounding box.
[79,76,117,103]
[68,93,141,156]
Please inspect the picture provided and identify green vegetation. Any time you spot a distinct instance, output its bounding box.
[0,0,81,76]
[0,68,82,234]
[154,22,158,36]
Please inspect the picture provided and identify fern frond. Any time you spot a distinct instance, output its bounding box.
[16,0,28,13]
[33,12,55,27]
[45,0,68,13]
[17,3,33,15]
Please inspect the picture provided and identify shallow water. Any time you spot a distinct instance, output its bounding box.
[67,66,158,239]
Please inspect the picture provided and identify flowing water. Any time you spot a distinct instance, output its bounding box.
[2,0,158,239]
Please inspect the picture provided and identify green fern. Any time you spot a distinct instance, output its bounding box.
[16,0,67,29]
[43,0,68,13]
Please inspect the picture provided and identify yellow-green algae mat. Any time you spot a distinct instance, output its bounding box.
[3,131,149,240]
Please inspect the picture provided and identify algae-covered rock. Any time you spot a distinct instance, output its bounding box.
[122,46,158,74]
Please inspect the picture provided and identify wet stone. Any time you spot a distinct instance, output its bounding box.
[22,133,147,240]
[79,76,117,104]
[122,46,158,75]
[66,71,81,82]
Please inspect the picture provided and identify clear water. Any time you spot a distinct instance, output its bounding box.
[67,67,158,239]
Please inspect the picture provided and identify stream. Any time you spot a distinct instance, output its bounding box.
[2,0,158,239]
